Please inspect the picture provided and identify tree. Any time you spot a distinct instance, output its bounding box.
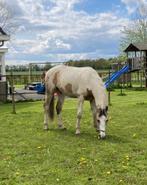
[0,1,16,34]
[120,0,147,51]
[44,63,52,71]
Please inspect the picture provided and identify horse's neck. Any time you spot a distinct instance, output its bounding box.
[92,85,107,109]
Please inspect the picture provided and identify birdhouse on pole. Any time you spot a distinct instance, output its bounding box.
[0,27,10,81]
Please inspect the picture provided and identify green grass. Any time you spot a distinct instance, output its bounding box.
[0,89,147,185]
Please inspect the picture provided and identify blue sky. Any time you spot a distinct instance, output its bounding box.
[75,0,125,14]
[2,0,146,65]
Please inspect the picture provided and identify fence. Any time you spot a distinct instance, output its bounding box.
[0,73,44,114]
[0,69,146,114]
[6,74,42,85]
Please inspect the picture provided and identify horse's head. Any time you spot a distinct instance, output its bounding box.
[97,106,108,139]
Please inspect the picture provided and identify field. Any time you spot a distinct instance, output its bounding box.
[0,89,147,185]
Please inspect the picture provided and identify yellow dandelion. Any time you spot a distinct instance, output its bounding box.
[106,171,111,175]
[125,155,130,160]
[80,157,86,161]
[15,172,20,176]
[37,146,41,149]
[119,179,123,183]
[56,178,60,182]
[122,165,128,169]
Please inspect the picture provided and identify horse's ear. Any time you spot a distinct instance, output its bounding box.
[106,106,108,112]
[41,71,46,82]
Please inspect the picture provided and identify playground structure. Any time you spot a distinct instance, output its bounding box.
[105,42,147,88]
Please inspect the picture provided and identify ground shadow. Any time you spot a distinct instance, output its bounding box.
[44,127,130,144]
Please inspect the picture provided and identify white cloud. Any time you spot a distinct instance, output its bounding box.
[121,0,147,14]
[4,0,130,64]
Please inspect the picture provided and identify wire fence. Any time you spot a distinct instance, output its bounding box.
[0,72,45,114]
[0,69,146,114]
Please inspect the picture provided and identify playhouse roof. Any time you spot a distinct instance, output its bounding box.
[124,42,147,52]
[0,27,10,42]
[0,27,7,35]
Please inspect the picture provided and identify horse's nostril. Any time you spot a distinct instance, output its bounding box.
[99,135,106,140]
[99,133,106,139]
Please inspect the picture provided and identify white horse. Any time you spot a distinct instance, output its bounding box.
[43,65,108,139]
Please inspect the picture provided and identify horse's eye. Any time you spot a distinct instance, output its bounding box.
[97,120,100,123]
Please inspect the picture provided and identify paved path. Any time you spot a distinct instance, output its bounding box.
[8,89,44,101]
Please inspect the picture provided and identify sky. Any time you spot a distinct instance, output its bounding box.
[1,0,147,65]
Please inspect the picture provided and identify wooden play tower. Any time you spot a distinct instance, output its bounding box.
[124,42,147,87]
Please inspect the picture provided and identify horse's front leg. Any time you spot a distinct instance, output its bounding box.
[56,94,65,129]
[90,99,97,129]
[43,94,50,130]
[76,95,84,135]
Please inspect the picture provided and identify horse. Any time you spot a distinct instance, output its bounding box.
[43,65,108,139]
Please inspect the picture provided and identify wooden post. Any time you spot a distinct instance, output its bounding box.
[140,71,143,88]
[145,51,147,88]
[11,70,16,114]
[120,82,123,95]
[29,63,32,83]
[108,69,111,106]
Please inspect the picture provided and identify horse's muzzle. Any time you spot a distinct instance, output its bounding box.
[98,130,106,139]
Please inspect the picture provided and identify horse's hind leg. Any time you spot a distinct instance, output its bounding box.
[43,94,50,130]
[56,94,65,129]
[76,95,84,135]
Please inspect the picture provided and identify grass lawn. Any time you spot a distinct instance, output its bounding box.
[0,89,147,185]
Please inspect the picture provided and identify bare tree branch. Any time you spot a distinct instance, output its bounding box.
[0,1,17,35]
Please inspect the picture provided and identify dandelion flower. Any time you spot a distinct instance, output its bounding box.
[106,171,111,175]
[15,172,20,176]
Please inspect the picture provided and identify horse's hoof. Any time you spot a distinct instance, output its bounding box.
[44,127,49,131]
[75,130,80,135]
[60,127,67,130]
[58,125,66,130]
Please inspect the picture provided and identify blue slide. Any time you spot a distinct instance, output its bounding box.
[105,65,129,88]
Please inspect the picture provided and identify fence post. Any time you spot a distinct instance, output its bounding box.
[108,69,111,106]
[11,70,16,114]
[29,63,32,83]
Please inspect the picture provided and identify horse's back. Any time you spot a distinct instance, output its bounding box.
[46,65,99,79]
[45,65,105,98]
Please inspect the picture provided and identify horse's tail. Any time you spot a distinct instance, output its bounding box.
[48,93,55,120]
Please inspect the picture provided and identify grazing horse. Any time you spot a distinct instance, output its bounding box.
[43,65,108,139]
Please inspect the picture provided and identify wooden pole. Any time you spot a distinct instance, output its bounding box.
[108,69,111,106]
[29,63,32,83]
[11,70,16,114]
[145,51,147,88]
[140,71,143,88]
